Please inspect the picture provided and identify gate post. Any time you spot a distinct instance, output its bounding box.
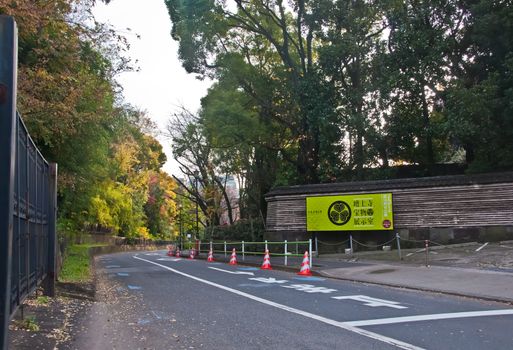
[0,15,18,350]
[43,164,58,297]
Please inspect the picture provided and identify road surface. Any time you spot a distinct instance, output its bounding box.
[68,250,513,349]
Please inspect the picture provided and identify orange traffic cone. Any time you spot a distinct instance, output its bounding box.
[189,248,196,260]
[261,249,272,270]
[207,248,215,262]
[298,251,312,276]
[229,248,237,265]
[175,248,180,258]
[167,245,173,256]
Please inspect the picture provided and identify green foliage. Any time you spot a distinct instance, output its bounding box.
[165,0,513,207]
[143,172,177,239]
[59,244,106,283]
[2,1,179,240]
[36,296,50,305]
[210,219,265,242]
[16,316,40,332]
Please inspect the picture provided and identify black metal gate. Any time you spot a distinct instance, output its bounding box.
[0,16,57,350]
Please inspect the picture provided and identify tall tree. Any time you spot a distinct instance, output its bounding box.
[317,0,388,179]
[165,0,340,184]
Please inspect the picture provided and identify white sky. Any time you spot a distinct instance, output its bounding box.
[92,0,212,175]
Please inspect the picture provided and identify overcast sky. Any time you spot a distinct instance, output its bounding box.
[92,0,212,175]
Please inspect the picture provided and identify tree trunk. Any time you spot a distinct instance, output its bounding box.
[297,124,319,184]
[421,84,434,170]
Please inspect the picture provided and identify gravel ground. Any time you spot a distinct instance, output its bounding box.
[325,241,513,271]
[8,283,94,350]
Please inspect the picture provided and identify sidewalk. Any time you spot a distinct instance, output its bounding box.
[318,261,513,304]
[205,241,513,304]
[315,241,513,304]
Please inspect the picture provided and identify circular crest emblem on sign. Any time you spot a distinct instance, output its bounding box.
[382,219,391,229]
[328,201,351,226]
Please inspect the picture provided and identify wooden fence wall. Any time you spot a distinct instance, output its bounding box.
[265,172,513,243]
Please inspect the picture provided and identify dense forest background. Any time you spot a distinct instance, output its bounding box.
[2,1,513,242]
[166,0,513,232]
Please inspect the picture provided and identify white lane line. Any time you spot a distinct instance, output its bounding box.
[344,309,513,327]
[475,242,489,252]
[133,255,423,350]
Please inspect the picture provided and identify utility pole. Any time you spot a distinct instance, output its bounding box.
[179,204,183,250]
[194,171,199,240]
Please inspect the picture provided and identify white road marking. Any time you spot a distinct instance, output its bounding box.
[249,277,288,284]
[157,258,182,262]
[151,310,162,320]
[208,267,255,276]
[332,295,407,309]
[133,255,423,350]
[475,242,489,252]
[282,284,337,294]
[344,309,513,327]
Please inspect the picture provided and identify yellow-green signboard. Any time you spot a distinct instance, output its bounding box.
[306,193,393,231]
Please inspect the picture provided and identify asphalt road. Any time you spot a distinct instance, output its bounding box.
[68,250,513,350]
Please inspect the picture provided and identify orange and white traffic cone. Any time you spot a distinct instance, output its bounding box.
[298,251,312,276]
[167,245,173,256]
[175,248,180,258]
[229,248,237,265]
[261,249,272,270]
[207,248,215,262]
[189,248,195,260]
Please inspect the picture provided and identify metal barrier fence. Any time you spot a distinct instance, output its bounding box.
[1,16,57,349]
[178,239,313,267]
[11,113,57,304]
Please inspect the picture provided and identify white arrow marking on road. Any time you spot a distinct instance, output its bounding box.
[332,295,407,309]
[208,267,255,276]
[282,284,337,294]
[249,277,288,284]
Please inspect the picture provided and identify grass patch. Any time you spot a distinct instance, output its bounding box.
[13,316,40,331]
[59,244,107,283]
[36,295,49,305]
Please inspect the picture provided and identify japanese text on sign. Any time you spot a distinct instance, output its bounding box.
[306,193,393,231]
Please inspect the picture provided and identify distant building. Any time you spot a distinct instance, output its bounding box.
[219,175,240,225]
